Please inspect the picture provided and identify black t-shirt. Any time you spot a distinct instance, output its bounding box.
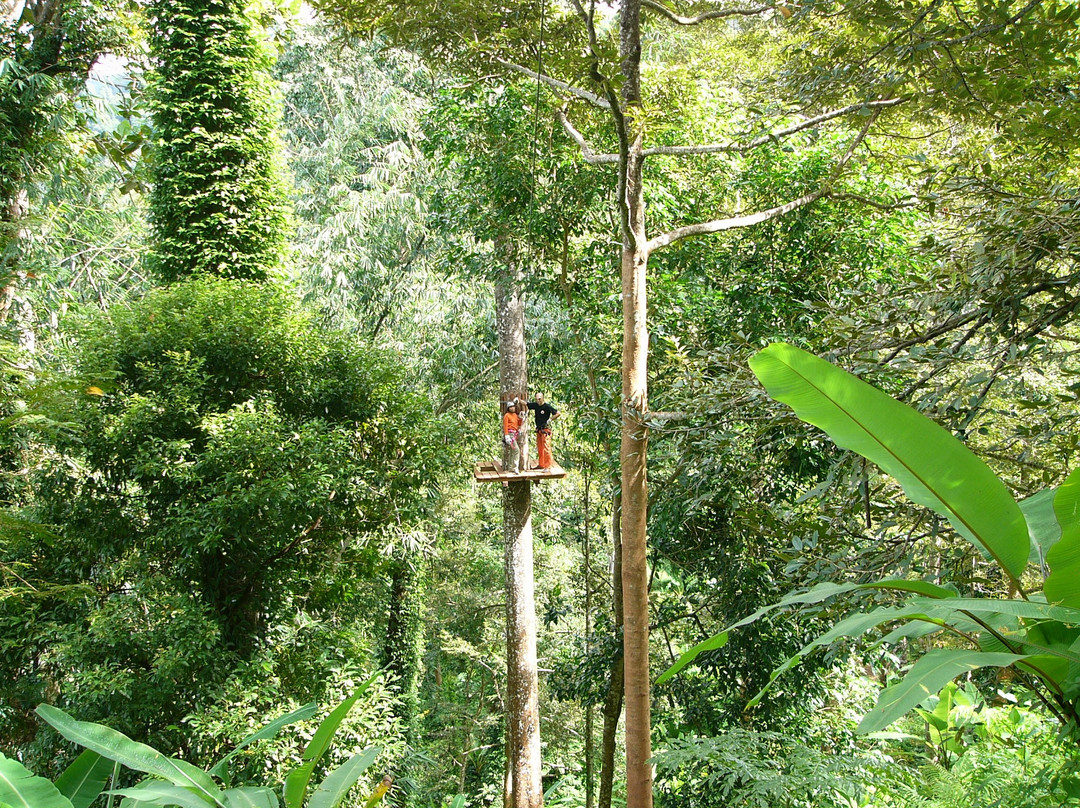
[528,401,558,429]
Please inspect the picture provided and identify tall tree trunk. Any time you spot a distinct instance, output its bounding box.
[583,472,595,808]
[496,262,543,808]
[618,0,652,804]
[598,491,624,808]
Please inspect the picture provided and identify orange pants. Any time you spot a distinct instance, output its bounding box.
[537,428,553,468]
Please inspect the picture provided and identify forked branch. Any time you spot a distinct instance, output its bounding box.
[495,58,611,110]
[556,108,615,164]
[646,109,879,252]
[557,98,904,164]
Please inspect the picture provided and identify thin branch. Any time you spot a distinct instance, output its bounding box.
[878,274,1080,360]
[556,108,616,164]
[266,517,323,567]
[824,190,919,210]
[642,98,905,157]
[641,0,773,25]
[646,109,879,252]
[939,0,1043,45]
[494,58,610,109]
[565,0,632,245]
[436,360,500,416]
[556,98,906,164]
[856,0,944,70]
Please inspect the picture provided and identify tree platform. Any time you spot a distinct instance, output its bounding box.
[473,460,567,482]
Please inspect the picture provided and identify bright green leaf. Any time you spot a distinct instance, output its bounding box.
[283,674,380,808]
[55,751,113,808]
[108,783,209,808]
[208,703,318,780]
[0,753,75,808]
[307,748,379,808]
[221,787,278,808]
[750,344,1029,583]
[1046,469,1080,607]
[35,705,223,807]
[857,649,1027,734]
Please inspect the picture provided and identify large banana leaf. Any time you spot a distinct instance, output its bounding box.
[208,703,318,780]
[307,748,379,808]
[282,673,380,808]
[749,343,1029,583]
[55,751,113,808]
[0,753,75,808]
[36,705,223,807]
[107,783,209,808]
[657,578,955,686]
[905,596,1080,625]
[1045,468,1080,608]
[746,602,967,707]
[221,787,278,808]
[1021,487,1060,572]
[857,649,1028,734]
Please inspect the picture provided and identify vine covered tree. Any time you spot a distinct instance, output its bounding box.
[146,0,289,281]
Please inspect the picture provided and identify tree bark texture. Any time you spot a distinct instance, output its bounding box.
[583,472,595,808]
[495,264,543,808]
[598,491,624,808]
[618,1,652,804]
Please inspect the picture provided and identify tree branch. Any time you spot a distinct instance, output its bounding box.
[266,516,323,567]
[877,274,1080,361]
[494,58,610,110]
[556,97,904,164]
[940,0,1043,45]
[643,98,905,157]
[564,0,633,248]
[824,190,919,210]
[435,360,500,416]
[646,109,879,252]
[556,108,617,164]
[641,0,774,25]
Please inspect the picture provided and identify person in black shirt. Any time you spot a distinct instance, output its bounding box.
[527,393,561,469]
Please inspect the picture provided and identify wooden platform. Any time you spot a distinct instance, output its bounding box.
[474,460,567,482]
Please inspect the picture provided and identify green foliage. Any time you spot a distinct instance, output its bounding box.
[53,751,114,808]
[277,24,433,337]
[871,696,1080,808]
[750,343,1030,584]
[653,729,867,808]
[0,751,76,808]
[1,277,431,763]
[146,0,289,281]
[662,343,1080,739]
[35,687,383,808]
[0,0,135,205]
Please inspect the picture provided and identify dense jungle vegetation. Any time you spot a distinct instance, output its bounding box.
[3,0,1080,806]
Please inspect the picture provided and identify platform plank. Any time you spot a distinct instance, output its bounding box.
[474,460,567,482]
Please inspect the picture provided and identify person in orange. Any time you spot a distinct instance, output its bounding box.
[502,399,522,474]
[527,392,560,469]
